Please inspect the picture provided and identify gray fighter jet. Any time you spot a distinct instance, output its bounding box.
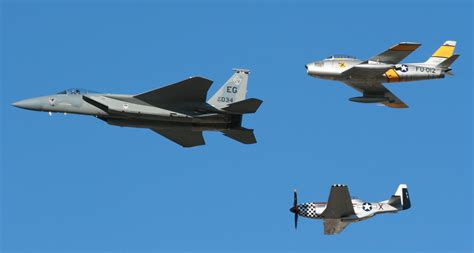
[13,68,262,147]
[290,184,411,235]
[306,41,459,108]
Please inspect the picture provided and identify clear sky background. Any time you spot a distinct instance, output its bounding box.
[1,0,472,252]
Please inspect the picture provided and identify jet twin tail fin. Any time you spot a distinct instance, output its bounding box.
[208,68,250,109]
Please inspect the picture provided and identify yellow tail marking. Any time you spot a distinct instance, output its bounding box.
[385,69,400,82]
[432,45,455,58]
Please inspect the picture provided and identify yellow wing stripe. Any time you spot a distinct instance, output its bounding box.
[432,45,455,58]
[385,69,400,83]
[391,44,420,51]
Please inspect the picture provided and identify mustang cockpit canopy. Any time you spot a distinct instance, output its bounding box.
[57,88,97,95]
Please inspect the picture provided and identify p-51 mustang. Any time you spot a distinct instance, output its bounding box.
[306,41,459,108]
[13,69,262,147]
[290,184,411,235]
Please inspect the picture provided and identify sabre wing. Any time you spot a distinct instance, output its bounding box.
[369,42,421,64]
[341,42,421,79]
[344,81,408,108]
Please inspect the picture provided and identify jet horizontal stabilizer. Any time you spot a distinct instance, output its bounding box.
[222,127,256,144]
[221,98,263,114]
[152,128,205,148]
[437,54,459,69]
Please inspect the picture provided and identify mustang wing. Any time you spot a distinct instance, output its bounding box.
[344,81,408,108]
[151,128,205,148]
[321,185,355,219]
[369,42,421,64]
[323,219,353,235]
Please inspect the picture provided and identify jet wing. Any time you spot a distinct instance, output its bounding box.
[135,77,213,108]
[369,42,421,64]
[341,42,420,79]
[341,63,395,79]
[323,219,353,235]
[344,81,408,108]
[151,128,205,148]
[321,185,355,219]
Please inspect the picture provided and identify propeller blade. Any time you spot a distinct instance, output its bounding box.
[293,189,298,229]
[293,190,297,207]
[294,212,298,229]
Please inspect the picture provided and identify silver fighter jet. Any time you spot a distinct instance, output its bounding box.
[13,68,262,147]
[290,184,411,235]
[306,41,459,108]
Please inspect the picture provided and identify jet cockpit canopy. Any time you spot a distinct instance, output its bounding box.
[56,88,97,95]
[326,55,357,60]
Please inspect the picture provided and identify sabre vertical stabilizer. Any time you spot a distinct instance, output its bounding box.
[424,40,457,66]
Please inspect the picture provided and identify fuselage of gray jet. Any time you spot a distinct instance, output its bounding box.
[12,90,236,130]
[13,69,262,147]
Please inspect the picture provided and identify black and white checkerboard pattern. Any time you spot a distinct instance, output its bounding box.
[298,203,319,218]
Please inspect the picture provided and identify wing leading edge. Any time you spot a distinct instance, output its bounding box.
[369,42,421,64]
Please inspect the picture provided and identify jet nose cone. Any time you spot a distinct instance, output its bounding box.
[290,207,297,213]
[12,100,28,109]
[305,64,308,70]
[12,98,41,111]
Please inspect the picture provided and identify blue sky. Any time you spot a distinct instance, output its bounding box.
[1,1,472,252]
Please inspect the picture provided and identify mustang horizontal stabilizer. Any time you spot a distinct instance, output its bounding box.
[369,42,421,64]
[323,219,352,235]
[135,77,213,107]
[152,128,205,148]
[222,127,256,144]
[321,185,355,219]
[221,98,263,114]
